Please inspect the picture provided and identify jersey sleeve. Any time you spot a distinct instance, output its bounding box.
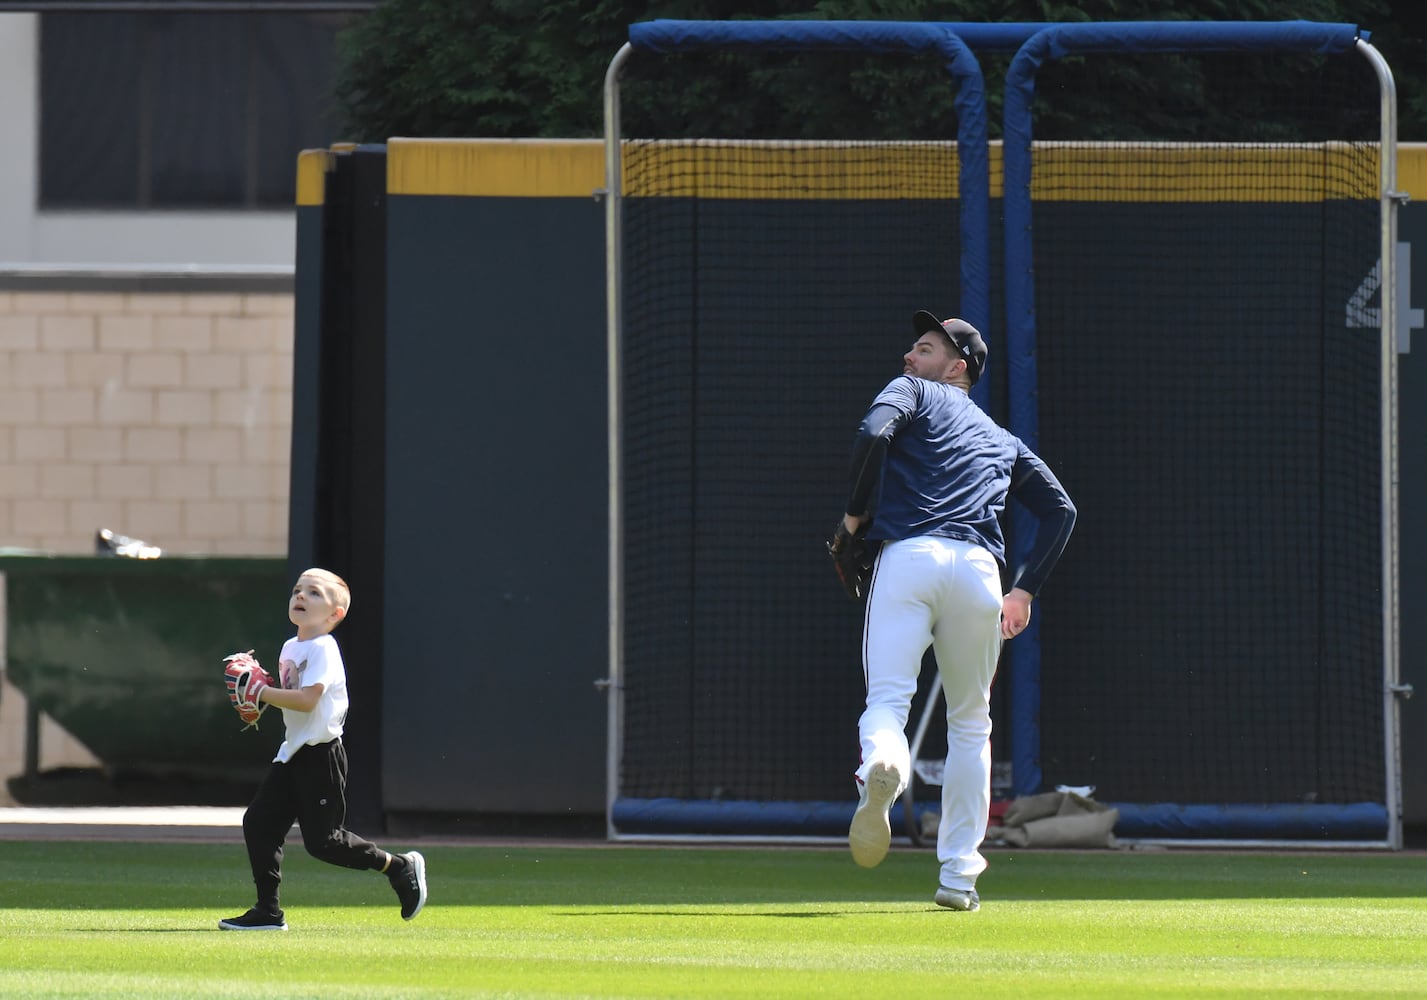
[1007,444,1077,596]
[844,378,920,518]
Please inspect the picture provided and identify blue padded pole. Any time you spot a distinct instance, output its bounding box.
[633,19,1060,53]
[1000,20,1364,798]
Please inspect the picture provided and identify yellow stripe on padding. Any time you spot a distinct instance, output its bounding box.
[1029,142,1379,202]
[616,140,1383,202]
[1399,143,1427,201]
[388,138,604,197]
[622,140,967,199]
[378,137,1407,202]
[295,149,332,206]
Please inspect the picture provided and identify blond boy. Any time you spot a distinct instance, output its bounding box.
[219,568,427,930]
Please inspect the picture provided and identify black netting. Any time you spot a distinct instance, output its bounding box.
[1030,51,1384,806]
[621,141,963,801]
[616,47,1388,817]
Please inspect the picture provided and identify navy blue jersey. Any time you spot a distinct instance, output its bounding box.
[845,375,1075,595]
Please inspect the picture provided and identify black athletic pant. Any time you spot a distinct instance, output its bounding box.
[242,738,386,911]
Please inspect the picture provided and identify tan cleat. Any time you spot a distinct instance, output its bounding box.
[848,761,901,868]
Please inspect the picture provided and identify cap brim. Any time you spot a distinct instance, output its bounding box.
[912,310,945,337]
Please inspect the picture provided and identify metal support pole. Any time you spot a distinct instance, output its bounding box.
[1356,37,1404,851]
[600,42,633,841]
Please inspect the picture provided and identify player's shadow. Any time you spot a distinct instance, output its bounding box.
[72,927,216,933]
[559,908,906,918]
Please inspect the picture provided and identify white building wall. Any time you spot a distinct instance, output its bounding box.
[0,13,295,268]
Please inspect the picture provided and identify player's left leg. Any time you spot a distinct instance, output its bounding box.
[857,538,938,784]
[850,538,940,867]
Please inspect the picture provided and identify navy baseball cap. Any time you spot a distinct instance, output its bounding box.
[912,310,987,386]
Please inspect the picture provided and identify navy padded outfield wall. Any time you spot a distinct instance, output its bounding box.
[612,20,1389,841]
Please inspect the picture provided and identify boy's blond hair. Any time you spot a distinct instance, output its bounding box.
[300,567,352,614]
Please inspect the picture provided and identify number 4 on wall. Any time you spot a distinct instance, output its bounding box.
[1347,242,1425,352]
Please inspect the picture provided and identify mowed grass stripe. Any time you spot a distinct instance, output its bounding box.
[0,842,1423,999]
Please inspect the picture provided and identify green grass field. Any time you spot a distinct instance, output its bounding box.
[1,839,1424,999]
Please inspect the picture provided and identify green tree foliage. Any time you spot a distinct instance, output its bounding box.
[333,0,1424,142]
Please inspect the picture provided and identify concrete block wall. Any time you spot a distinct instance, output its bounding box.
[0,288,294,804]
[0,290,293,556]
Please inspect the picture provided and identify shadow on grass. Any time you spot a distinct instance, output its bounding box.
[556,909,897,918]
[70,927,225,933]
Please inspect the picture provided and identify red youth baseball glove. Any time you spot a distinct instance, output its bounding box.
[223,650,273,730]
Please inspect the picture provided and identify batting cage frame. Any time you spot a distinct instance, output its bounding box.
[601,19,1405,849]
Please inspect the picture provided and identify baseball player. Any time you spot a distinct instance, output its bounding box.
[219,567,428,930]
[829,311,1076,911]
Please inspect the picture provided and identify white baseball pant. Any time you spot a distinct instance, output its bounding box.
[856,535,1004,891]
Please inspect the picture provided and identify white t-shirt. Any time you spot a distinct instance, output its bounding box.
[272,633,349,764]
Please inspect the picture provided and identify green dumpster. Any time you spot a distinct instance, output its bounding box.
[3,555,289,801]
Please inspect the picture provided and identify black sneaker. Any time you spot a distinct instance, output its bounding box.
[218,907,288,931]
[389,851,428,921]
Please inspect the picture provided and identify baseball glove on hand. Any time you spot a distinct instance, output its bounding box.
[223,650,273,730]
[827,520,877,600]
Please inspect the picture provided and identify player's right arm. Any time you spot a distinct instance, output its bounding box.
[1000,588,1034,639]
[259,683,325,713]
[1007,447,1077,596]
